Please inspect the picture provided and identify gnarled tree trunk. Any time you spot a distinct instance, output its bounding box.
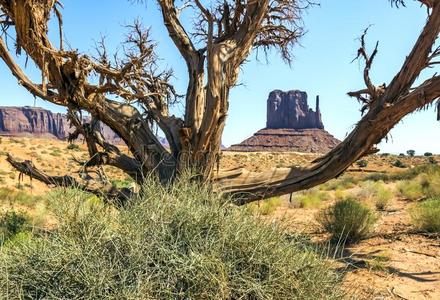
[1,0,439,204]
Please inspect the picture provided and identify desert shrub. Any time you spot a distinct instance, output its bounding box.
[391,164,440,181]
[0,188,43,207]
[317,198,377,244]
[380,153,390,157]
[66,143,80,151]
[398,180,424,200]
[358,181,393,210]
[248,197,283,215]
[398,169,440,200]
[410,198,440,233]
[320,175,357,191]
[0,211,31,245]
[365,172,389,182]
[392,159,406,168]
[110,178,135,189]
[428,157,437,164]
[374,187,393,210]
[356,159,368,168]
[49,150,61,157]
[364,251,391,272]
[0,178,342,299]
[295,189,328,208]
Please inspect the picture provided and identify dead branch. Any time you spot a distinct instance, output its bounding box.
[6,154,134,206]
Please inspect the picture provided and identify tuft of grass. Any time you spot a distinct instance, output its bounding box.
[0,178,342,299]
[295,189,328,208]
[110,178,135,189]
[0,211,31,245]
[357,181,393,210]
[356,159,368,168]
[410,198,440,233]
[248,197,283,215]
[320,175,357,191]
[398,170,440,200]
[0,188,43,207]
[317,198,377,244]
[364,251,391,272]
[398,180,424,200]
[364,172,389,182]
[66,143,81,151]
[392,159,407,168]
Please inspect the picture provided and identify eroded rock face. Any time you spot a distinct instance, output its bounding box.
[229,90,340,153]
[228,128,340,153]
[0,106,121,143]
[266,90,324,129]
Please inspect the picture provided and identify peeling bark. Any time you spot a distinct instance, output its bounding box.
[0,0,439,204]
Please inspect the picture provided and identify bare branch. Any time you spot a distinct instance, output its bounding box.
[0,37,63,103]
[7,154,134,206]
[385,3,440,102]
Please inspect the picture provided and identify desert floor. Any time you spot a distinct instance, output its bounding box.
[0,136,439,299]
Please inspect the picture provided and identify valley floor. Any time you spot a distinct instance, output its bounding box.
[0,136,439,299]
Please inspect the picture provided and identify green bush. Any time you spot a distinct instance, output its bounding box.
[317,198,377,244]
[392,159,406,168]
[398,180,424,200]
[248,197,283,215]
[365,172,389,182]
[295,189,328,208]
[356,159,368,168]
[424,152,433,157]
[398,171,440,200]
[0,178,342,299]
[0,211,30,245]
[319,175,357,191]
[0,188,43,207]
[358,181,393,210]
[428,157,437,165]
[66,143,81,151]
[410,198,440,233]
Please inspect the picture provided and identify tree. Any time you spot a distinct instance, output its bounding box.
[1,0,439,205]
[407,150,416,157]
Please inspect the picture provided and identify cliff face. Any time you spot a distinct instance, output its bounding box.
[229,90,340,153]
[0,106,121,143]
[266,90,324,129]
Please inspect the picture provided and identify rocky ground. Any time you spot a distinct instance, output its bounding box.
[0,136,439,299]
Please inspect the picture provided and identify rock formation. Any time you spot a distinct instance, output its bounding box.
[229,90,340,153]
[267,90,324,129]
[0,106,121,143]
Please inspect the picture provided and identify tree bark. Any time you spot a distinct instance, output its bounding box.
[1,0,439,205]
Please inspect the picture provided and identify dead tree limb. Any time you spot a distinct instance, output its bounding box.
[0,0,439,205]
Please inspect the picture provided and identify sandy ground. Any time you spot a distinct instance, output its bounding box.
[1,136,439,299]
[262,195,440,300]
[0,136,128,194]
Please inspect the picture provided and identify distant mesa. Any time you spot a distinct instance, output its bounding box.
[267,90,324,130]
[228,90,340,153]
[0,106,122,144]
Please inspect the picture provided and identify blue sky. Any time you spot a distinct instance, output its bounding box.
[0,0,438,154]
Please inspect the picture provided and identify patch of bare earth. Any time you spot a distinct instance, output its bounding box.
[262,195,440,300]
[2,139,440,299]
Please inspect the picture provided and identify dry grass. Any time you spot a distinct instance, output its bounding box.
[0,178,343,299]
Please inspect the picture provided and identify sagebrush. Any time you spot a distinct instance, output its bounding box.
[0,177,342,299]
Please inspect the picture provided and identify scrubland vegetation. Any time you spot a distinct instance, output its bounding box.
[0,178,342,299]
[317,198,377,244]
[1,141,440,298]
